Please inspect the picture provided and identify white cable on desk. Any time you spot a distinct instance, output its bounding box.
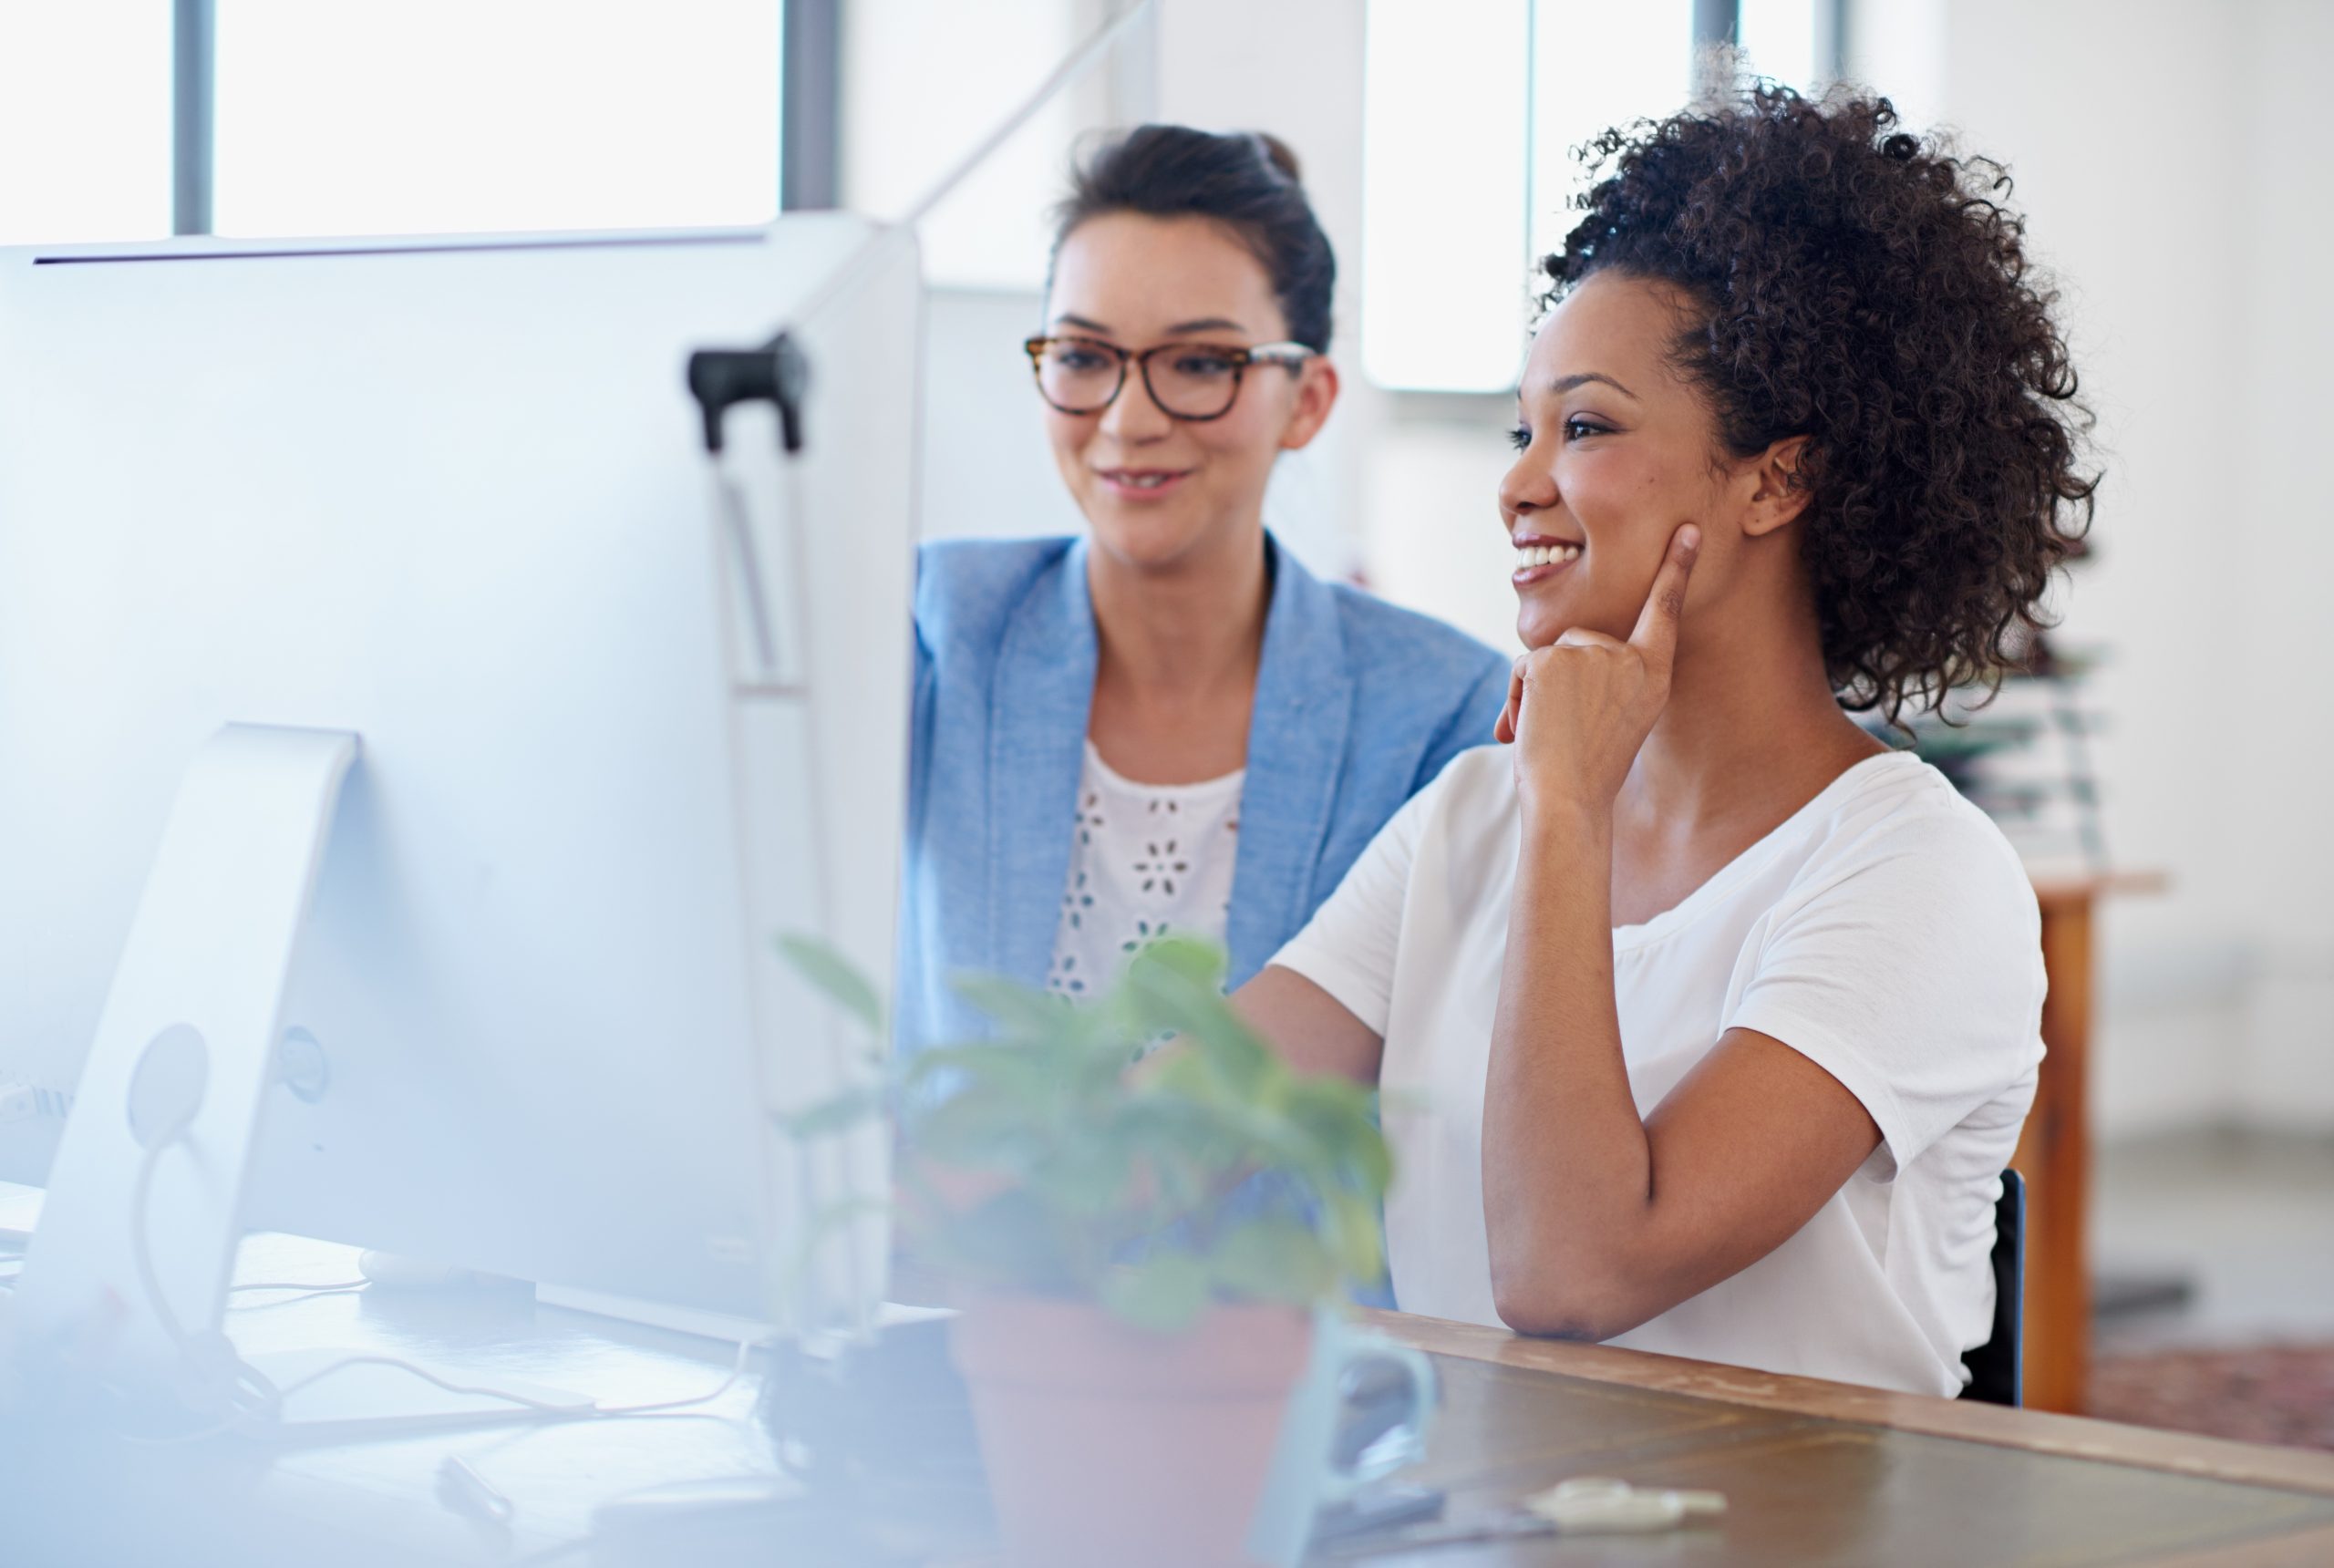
[128,1129,761,1431]
[589,1334,759,1415]
[225,1283,369,1311]
[265,1354,596,1417]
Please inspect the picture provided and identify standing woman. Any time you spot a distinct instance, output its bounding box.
[897,127,1510,1050]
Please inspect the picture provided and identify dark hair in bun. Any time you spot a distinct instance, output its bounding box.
[1054,124,1337,352]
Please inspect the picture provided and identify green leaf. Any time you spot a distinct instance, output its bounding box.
[1347,1134,1395,1203]
[1124,960,1275,1103]
[1282,1078,1394,1200]
[1096,1251,1212,1333]
[1210,1218,1337,1306]
[879,936,1407,1323]
[926,1189,1076,1295]
[1067,1032,1141,1098]
[774,934,883,1035]
[1142,1047,1223,1102]
[902,1041,1057,1101]
[1022,1135,1136,1218]
[1131,935,1227,990]
[950,972,1078,1040]
[772,1083,886,1140]
[1320,1187,1386,1284]
[911,1083,1051,1170]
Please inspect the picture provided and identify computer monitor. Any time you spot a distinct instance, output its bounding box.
[0,217,919,1386]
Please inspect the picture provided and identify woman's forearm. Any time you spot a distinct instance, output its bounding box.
[1480,799,1658,1339]
[1234,965,1382,1083]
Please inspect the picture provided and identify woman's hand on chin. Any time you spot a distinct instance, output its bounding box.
[1494,524,1700,813]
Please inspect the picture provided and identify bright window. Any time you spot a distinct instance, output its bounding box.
[1358,2,1531,392]
[212,0,781,237]
[0,1,172,245]
[839,0,1112,292]
[1363,0,1832,393]
[1739,0,1824,94]
[1527,0,1694,271]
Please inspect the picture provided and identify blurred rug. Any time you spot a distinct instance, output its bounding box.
[2089,1343,2334,1452]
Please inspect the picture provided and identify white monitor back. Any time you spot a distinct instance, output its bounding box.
[0,220,918,1322]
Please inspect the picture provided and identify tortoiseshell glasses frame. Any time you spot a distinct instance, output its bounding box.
[1021,335,1316,421]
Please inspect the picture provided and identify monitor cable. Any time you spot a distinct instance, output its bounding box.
[122,1129,760,1437]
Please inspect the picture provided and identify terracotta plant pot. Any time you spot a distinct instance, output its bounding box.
[949,1294,1313,1568]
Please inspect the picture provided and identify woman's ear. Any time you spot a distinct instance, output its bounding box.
[1741,435,1814,538]
[1276,357,1341,451]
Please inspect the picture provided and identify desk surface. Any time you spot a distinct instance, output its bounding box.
[3,1232,792,1568]
[1365,1309,2334,1566]
[7,1232,2334,1567]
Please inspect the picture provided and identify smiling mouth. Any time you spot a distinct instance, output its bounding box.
[1097,467,1192,495]
[1511,536,1583,583]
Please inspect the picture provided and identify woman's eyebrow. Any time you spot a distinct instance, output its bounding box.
[1550,371,1638,398]
[1165,316,1247,335]
[1050,314,1250,338]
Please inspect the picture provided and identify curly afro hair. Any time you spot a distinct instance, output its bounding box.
[1543,82,2096,723]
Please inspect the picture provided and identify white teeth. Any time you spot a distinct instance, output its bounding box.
[1513,543,1581,570]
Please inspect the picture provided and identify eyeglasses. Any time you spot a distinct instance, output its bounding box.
[1022,335,1315,421]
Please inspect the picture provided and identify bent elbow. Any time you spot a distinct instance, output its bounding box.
[1495,1303,1606,1342]
[1490,1271,1627,1344]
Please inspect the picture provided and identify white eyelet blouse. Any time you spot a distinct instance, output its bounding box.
[1046,740,1244,999]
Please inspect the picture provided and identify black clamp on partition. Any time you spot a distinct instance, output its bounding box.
[687,333,810,456]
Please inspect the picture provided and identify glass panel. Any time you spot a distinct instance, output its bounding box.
[0,0,172,245]
[1740,0,1822,93]
[1528,0,1695,273]
[839,0,1084,291]
[212,0,780,237]
[1359,0,1530,392]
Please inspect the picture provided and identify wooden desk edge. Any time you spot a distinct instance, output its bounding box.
[1358,1309,2334,1501]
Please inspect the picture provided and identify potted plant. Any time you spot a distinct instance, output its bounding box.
[780,935,1400,1568]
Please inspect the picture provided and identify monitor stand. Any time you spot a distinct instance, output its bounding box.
[15,724,359,1399]
[13,724,674,1436]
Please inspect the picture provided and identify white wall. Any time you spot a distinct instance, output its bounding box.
[1924,0,2256,1136]
[2227,0,2334,1130]
[918,289,1086,544]
[1916,0,2334,1136]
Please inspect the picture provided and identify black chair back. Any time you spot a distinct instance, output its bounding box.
[1959,1168,2025,1406]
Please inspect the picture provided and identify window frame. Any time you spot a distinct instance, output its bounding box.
[166,2,823,238]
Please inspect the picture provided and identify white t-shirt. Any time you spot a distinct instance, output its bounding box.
[1047,741,1244,999]
[1271,747,2043,1396]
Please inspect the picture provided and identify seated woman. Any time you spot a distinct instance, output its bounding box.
[1242,87,2092,1396]
[899,126,1510,1052]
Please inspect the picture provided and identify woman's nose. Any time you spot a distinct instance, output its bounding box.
[1099,368,1174,441]
[1498,453,1554,523]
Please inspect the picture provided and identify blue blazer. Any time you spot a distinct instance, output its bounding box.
[898,533,1511,1052]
